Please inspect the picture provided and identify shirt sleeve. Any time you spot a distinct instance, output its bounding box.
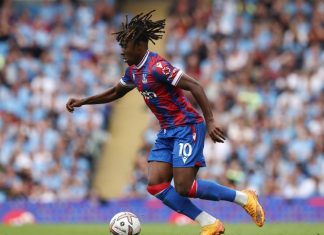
[151,60,184,86]
[119,67,135,88]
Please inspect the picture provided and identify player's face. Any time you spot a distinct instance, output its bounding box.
[121,41,143,66]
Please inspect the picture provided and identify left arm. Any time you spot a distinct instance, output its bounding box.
[177,73,226,143]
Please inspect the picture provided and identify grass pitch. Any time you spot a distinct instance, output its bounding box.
[0,223,323,235]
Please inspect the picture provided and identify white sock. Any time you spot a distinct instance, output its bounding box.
[195,211,217,227]
[234,190,248,206]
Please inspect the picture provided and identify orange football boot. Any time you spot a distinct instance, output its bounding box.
[200,219,225,235]
[242,189,265,227]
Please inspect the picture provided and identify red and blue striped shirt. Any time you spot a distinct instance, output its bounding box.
[120,51,203,129]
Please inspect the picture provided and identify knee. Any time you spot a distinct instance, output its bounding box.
[174,183,191,197]
[147,182,170,196]
[175,180,197,198]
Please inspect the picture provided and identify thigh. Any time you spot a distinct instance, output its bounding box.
[148,161,173,185]
[172,122,207,168]
[173,167,199,189]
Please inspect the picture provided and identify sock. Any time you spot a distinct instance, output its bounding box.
[190,179,236,202]
[148,183,202,220]
[234,191,248,206]
[195,211,217,227]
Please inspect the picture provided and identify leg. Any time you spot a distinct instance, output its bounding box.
[147,127,225,234]
[171,122,264,227]
[172,166,198,196]
[173,167,265,227]
[173,167,237,202]
[172,122,238,201]
[147,161,173,185]
[146,161,201,220]
[147,161,224,234]
[146,132,202,219]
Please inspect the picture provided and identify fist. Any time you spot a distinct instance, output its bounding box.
[66,98,83,112]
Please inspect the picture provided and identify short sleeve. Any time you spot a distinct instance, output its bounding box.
[119,67,135,88]
[151,61,183,86]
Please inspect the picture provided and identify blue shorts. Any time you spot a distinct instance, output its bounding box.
[148,122,206,168]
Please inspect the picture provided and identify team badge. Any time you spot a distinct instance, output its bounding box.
[162,66,171,76]
[142,74,148,84]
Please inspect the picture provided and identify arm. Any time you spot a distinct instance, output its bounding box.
[176,73,226,143]
[66,83,133,112]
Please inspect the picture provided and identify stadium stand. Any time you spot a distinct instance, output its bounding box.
[0,0,122,202]
[124,0,324,198]
[0,0,323,203]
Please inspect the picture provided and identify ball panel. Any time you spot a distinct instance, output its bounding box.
[109,212,141,235]
[127,225,133,235]
[110,228,121,235]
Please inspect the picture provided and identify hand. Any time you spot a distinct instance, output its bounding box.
[66,98,84,112]
[206,121,226,143]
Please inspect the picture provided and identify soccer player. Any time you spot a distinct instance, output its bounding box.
[66,11,265,235]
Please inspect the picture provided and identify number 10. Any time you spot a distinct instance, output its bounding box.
[179,143,192,157]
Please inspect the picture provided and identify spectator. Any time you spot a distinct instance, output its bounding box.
[126,0,324,198]
[0,0,122,202]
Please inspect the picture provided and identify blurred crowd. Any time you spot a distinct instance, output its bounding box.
[0,0,122,202]
[125,0,324,199]
[0,0,323,202]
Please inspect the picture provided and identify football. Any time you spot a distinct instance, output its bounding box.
[109,212,141,235]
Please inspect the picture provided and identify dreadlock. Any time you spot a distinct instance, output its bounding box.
[114,10,166,47]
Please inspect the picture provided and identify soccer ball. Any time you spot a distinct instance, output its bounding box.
[109,212,141,235]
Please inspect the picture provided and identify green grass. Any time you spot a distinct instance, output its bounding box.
[0,223,323,235]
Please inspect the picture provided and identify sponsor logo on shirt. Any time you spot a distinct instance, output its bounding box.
[140,91,157,100]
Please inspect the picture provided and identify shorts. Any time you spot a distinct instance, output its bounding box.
[148,122,206,168]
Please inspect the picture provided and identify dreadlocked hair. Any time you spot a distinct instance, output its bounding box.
[114,10,166,47]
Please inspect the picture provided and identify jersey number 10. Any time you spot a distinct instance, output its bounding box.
[178,143,192,157]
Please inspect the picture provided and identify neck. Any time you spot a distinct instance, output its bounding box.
[135,50,149,68]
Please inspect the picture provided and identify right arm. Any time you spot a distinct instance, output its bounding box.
[66,83,133,112]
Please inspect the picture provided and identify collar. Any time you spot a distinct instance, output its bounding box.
[135,50,149,69]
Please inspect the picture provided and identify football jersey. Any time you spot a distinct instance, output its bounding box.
[119,50,203,129]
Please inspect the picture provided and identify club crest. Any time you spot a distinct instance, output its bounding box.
[162,66,171,76]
